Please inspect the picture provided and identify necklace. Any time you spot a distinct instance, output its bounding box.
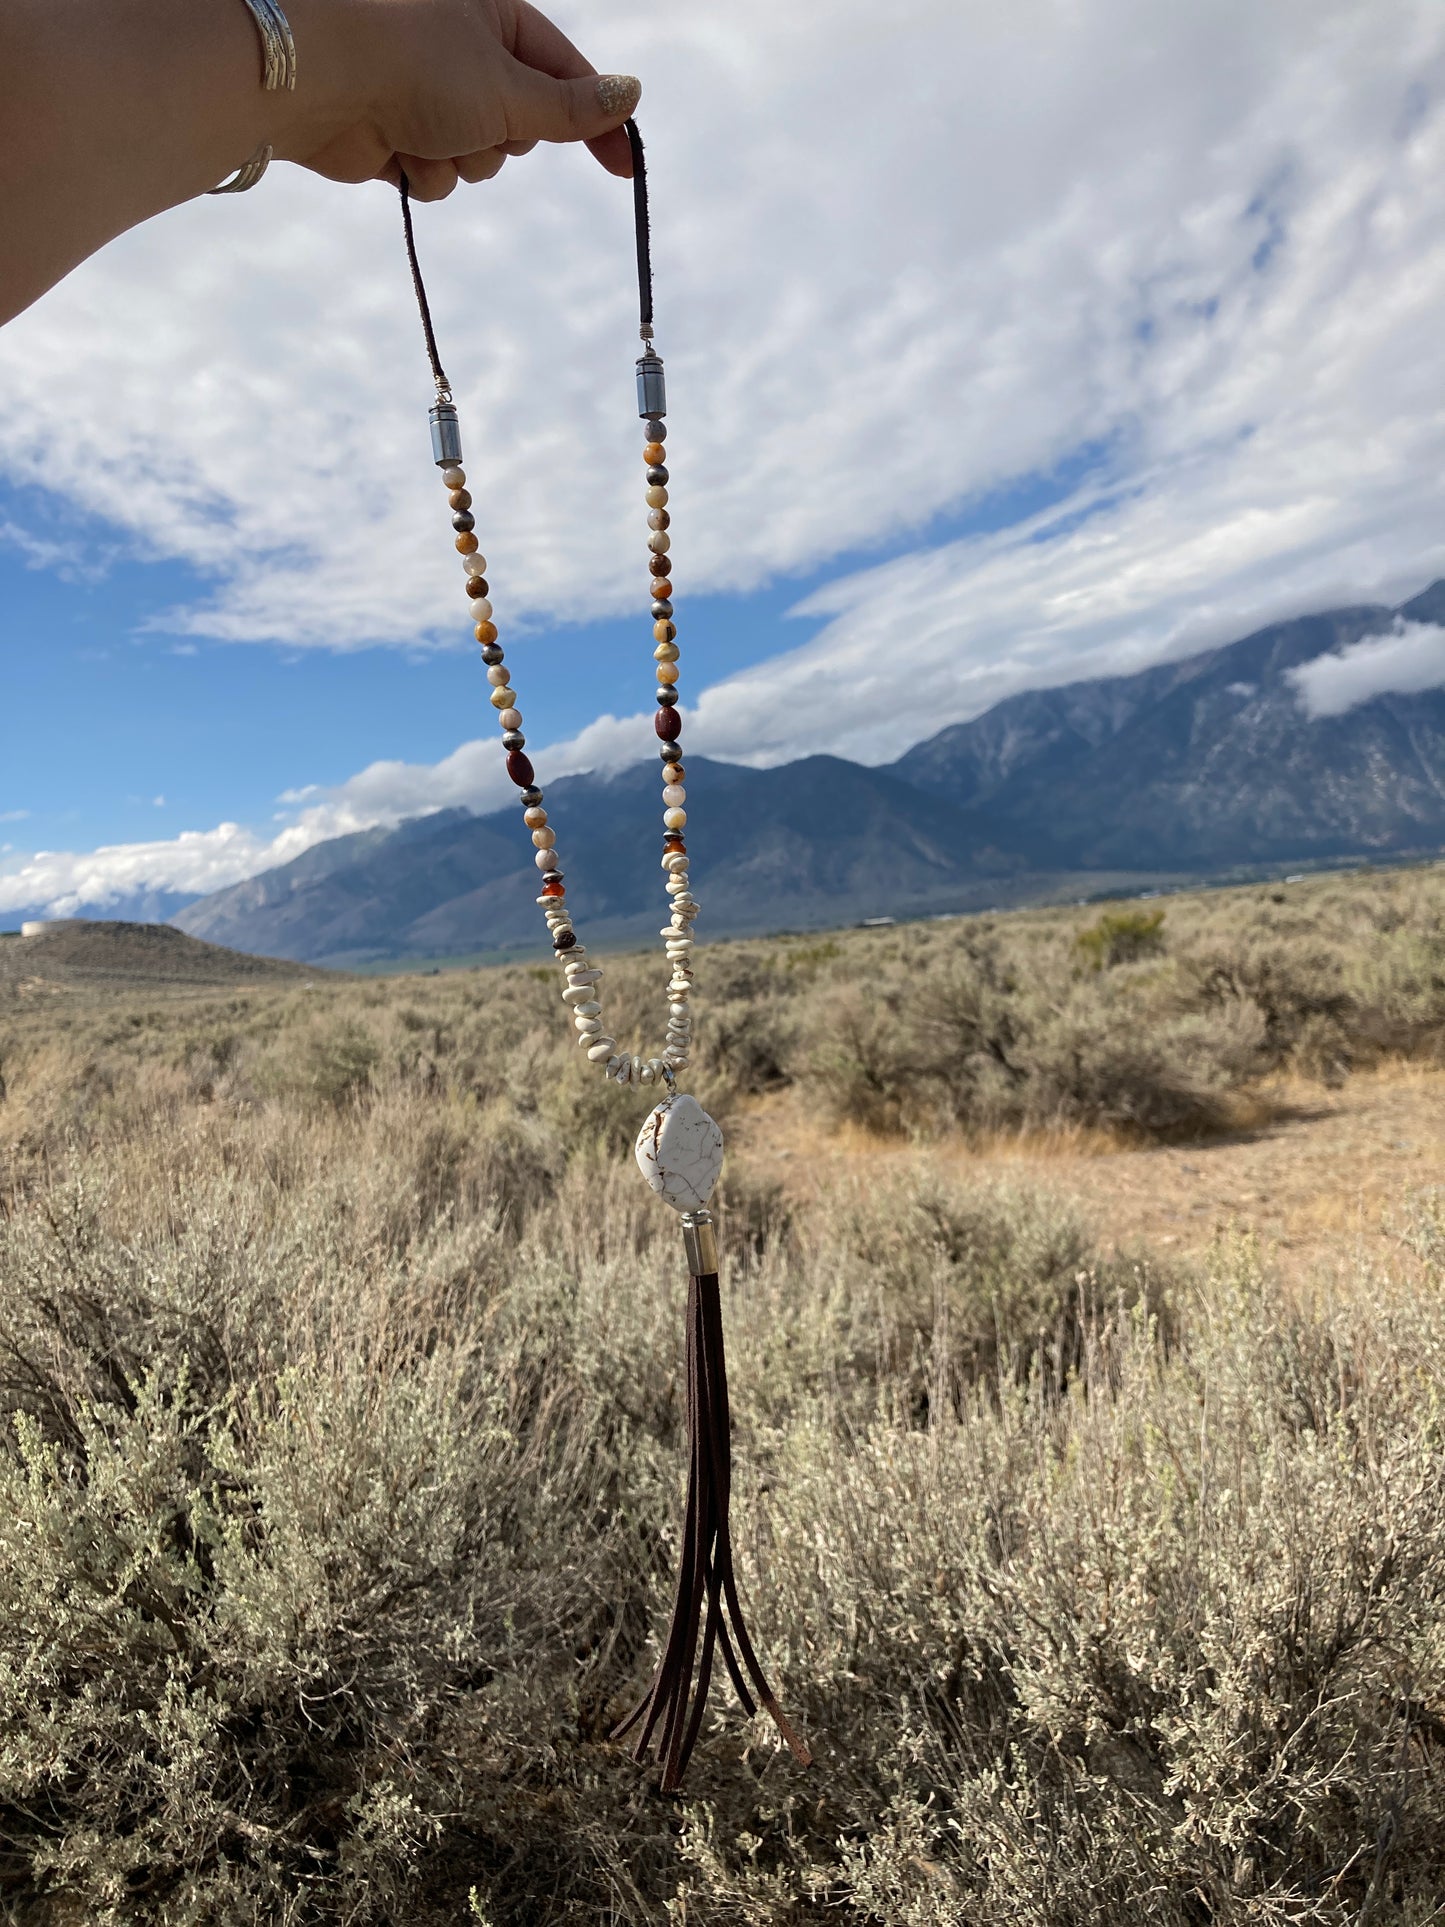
[398,125,810,1795]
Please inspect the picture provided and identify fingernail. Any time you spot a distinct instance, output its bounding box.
[595,74,642,119]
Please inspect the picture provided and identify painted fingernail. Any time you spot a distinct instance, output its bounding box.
[595,74,642,119]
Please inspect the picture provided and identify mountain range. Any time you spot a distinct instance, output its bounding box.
[81,578,1445,964]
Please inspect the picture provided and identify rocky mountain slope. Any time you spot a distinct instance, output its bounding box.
[894,580,1445,867]
[166,579,1445,966]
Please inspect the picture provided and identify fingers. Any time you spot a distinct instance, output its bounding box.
[497,56,640,157]
[509,2,596,84]
[506,4,636,175]
[394,154,460,201]
[456,148,508,184]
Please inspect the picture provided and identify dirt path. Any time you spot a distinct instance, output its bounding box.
[735,1063,1445,1281]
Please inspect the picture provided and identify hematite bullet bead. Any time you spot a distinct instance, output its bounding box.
[502,729,525,750]
[430,401,463,466]
[652,600,673,620]
[481,644,504,665]
[636,354,667,420]
[645,418,666,441]
[646,465,669,486]
[656,688,678,707]
[520,785,543,807]
[452,510,475,533]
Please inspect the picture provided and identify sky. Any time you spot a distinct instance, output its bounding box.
[4,0,1445,918]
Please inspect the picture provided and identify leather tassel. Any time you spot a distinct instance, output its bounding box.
[611,1266,811,1791]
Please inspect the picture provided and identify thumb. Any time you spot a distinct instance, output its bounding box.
[501,63,642,148]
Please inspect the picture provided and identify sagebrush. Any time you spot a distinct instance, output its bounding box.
[0,865,1443,1923]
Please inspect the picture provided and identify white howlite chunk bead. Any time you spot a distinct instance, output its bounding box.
[587,1038,617,1062]
[567,967,603,985]
[575,1015,602,1034]
[573,1000,602,1018]
[561,986,593,1006]
[634,1093,724,1213]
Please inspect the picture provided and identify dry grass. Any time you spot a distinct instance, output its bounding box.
[0,864,1443,1922]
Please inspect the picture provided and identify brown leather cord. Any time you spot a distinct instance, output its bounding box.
[397,169,450,396]
[400,115,652,392]
[610,1272,811,1791]
[624,118,653,333]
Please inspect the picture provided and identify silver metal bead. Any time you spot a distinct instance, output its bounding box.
[681,1210,718,1276]
[636,353,667,420]
[430,402,463,467]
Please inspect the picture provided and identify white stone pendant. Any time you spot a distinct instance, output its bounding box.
[635,1092,724,1213]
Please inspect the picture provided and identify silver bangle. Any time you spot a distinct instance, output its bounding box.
[209,0,297,194]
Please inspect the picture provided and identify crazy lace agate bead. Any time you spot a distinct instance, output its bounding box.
[435,381,695,1086]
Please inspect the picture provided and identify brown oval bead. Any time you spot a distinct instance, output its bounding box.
[465,576,490,598]
[643,442,666,464]
[649,553,671,578]
[655,706,682,741]
[506,750,535,786]
[474,620,498,645]
[448,488,472,511]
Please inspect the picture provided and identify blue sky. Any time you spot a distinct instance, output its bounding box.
[3,0,1445,917]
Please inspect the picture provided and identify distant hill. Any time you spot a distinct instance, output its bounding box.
[0,919,321,993]
[176,757,1134,967]
[168,579,1445,967]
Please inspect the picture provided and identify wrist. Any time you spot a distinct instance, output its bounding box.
[258,0,382,168]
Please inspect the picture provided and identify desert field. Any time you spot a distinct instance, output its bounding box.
[1,865,1443,1923]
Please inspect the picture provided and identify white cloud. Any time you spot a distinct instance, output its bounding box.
[0,810,30,823]
[5,0,1445,914]
[0,0,1440,676]
[1287,620,1445,717]
[0,824,295,917]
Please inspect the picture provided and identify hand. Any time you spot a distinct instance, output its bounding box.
[275,0,641,198]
